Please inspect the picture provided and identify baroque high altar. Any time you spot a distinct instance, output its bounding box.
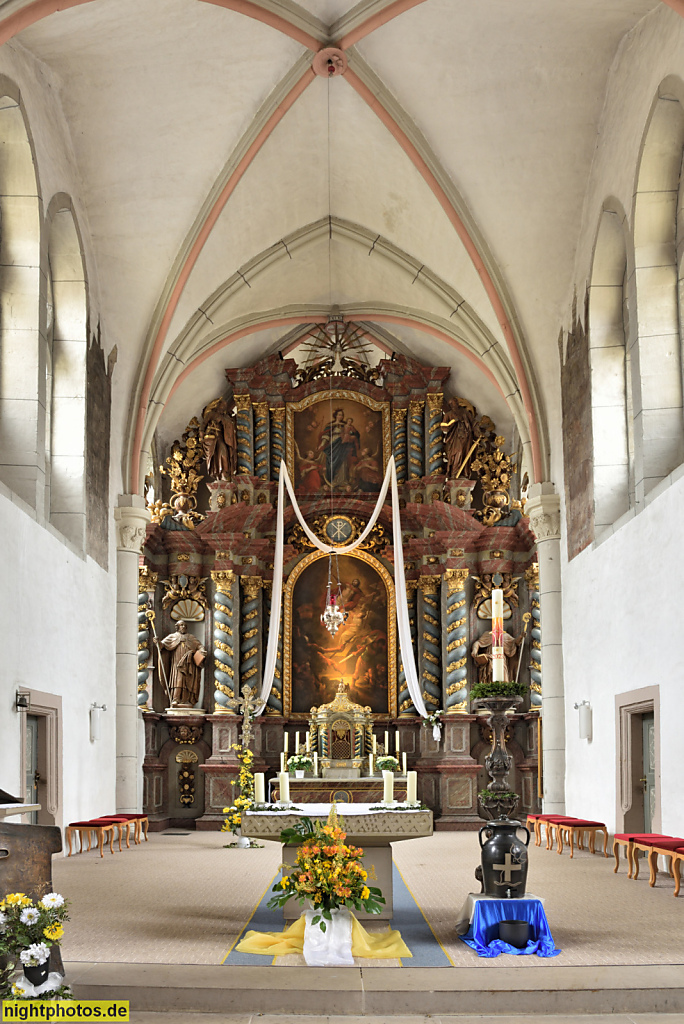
[139,345,542,830]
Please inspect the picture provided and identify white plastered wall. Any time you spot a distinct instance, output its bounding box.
[0,42,117,833]
[563,4,684,832]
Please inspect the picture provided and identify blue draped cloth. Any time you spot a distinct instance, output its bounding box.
[459,896,560,958]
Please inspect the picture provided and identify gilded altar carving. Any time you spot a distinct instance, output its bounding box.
[287,514,388,554]
[162,575,208,609]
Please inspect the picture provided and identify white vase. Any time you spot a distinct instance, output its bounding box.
[295,770,305,779]
[303,905,354,967]
[234,828,250,849]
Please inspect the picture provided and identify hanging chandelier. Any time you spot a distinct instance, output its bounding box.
[321,553,348,635]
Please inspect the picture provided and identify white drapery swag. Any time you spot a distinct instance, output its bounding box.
[254,455,429,720]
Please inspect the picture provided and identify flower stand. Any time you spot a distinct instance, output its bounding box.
[13,972,65,999]
[303,906,354,967]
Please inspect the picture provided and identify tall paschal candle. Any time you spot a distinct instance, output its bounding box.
[491,589,505,682]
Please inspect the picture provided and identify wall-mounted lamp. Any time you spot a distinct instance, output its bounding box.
[15,691,30,712]
[90,703,107,742]
[574,700,592,741]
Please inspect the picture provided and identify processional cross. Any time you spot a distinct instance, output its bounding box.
[226,684,266,749]
[493,852,522,884]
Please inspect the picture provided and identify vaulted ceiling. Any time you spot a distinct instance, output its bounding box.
[4,0,663,491]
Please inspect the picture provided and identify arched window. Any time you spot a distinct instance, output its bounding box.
[633,85,684,499]
[0,80,42,507]
[589,204,633,529]
[46,196,88,547]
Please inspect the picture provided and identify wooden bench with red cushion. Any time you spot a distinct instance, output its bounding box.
[612,833,670,877]
[65,818,129,858]
[631,836,684,892]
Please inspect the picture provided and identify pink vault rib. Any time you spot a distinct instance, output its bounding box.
[342,68,543,482]
[0,0,320,48]
[337,0,429,50]
[129,67,315,491]
[661,0,684,17]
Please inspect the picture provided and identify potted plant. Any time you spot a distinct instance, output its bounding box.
[221,743,256,848]
[287,753,313,778]
[375,755,399,772]
[267,807,384,966]
[0,892,69,991]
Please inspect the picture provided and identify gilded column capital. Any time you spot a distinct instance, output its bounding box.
[426,393,443,413]
[405,579,419,592]
[418,574,440,595]
[234,394,252,412]
[392,407,408,422]
[212,569,236,593]
[444,568,469,593]
[253,400,269,416]
[524,562,540,591]
[138,566,158,593]
[525,488,561,543]
[409,399,425,416]
[242,575,263,599]
[270,406,286,423]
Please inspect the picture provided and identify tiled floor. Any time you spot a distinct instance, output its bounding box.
[53,829,684,968]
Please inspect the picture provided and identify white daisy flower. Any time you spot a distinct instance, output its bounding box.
[20,907,40,925]
[39,893,65,909]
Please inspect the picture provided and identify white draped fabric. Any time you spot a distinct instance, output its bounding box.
[255,455,429,719]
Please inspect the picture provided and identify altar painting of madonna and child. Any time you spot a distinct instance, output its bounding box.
[288,554,392,716]
[291,397,386,494]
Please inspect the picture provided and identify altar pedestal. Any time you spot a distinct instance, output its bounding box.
[274,777,408,805]
[242,803,432,921]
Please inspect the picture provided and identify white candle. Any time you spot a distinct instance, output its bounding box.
[382,769,394,804]
[278,771,290,803]
[305,733,310,752]
[492,588,505,682]
[280,752,285,772]
[368,753,374,776]
[283,732,289,753]
[402,752,407,776]
[295,731,300,753]
[372,735,377,755]
[395,730,400,753]
[254,773,265,804]
[313,752,318,776]
[406,770,417,804]
[384,730,389,753]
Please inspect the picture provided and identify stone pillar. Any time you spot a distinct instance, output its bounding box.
[425,393,445,476]
[235,394,253,475]
[408,399,425,479]
[526,484,564,813]
[418,575,442,712]
[263,580,283,714]
[444,569,469,713]
[137,566,158,710]
[392,407,408,483]
[114,497,150,812]
[240,576,263,690]
[253,401,270,480]
[270,406,286,480]
[212,570,237,713]
[397,579,418,716]
[526,563,542,711]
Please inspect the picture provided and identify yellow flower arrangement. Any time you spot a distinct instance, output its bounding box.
[221,743,255,835]
[267,807,384,929]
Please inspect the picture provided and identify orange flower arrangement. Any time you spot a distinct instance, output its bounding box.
[267,806,384,930]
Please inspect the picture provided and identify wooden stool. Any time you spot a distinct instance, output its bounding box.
[65,820,117,858]
[613,833,669,877]
[98,814,147,845]
[556,819,608,858]
[633,837,684,887]
[92,816,133,852]
[526,814,542,846]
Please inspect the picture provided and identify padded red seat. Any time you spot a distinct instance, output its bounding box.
[553,818,608,857]
[65,819,120,857]
[633,837,684,848]
[96,813,150,843]
[614,832,669,842]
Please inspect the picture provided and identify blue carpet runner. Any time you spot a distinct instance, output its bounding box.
[222,862,452,966]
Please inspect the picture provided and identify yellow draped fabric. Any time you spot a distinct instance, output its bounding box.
[236,913,412,959]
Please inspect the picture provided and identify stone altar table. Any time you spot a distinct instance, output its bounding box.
[242,802,432,921]
[273,777,408,805]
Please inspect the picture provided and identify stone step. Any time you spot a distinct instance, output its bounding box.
[66,962,684,1016]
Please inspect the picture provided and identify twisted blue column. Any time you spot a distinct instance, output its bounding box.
[240,576,262,689]
[212,570,237,713]
[253,401,269,480]
[408,399,425,479]
[235,394,253,475]
[419,576,442,711]
[392,407,408,483]
[426,393,445,476]
[397,580,418,715]
[444,569,469,712]
[527,564,542,710]
[270,406,286,481]
[263,582,283,714]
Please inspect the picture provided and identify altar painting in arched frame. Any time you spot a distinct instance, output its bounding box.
[285,390,391,494]
[283,549,397,719]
